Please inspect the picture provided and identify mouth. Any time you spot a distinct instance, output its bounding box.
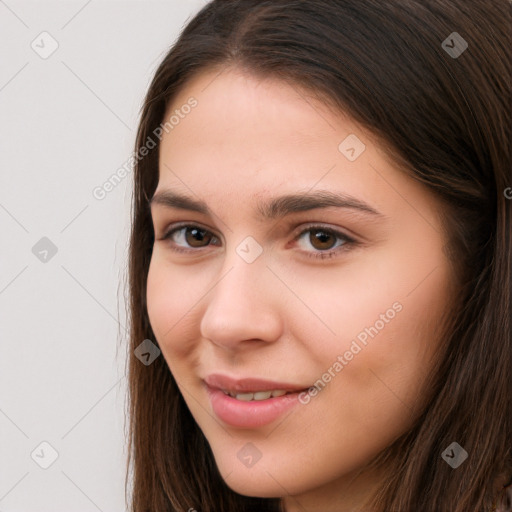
[203,373,310,428]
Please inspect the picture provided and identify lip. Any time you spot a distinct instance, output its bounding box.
[204,373,307,393]
[204,373,309,429]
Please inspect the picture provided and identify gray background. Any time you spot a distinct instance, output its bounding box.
[0,1,205,510]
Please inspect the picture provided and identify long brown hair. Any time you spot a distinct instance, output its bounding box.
[124,1,512,510]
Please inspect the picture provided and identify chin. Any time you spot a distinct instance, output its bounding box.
[220,469,285,498]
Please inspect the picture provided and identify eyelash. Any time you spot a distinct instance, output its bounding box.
[159,223,357,261]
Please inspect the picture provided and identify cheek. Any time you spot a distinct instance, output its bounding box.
[146,255,202,352]
[146,257,172,339]
[285,245,453,417]
[332,265,453,426]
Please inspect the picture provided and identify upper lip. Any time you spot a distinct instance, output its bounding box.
[204,373,308,393]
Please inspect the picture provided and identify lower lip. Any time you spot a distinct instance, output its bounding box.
[205,384,302,428]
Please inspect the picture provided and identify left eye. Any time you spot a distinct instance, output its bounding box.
[294,226,353,254]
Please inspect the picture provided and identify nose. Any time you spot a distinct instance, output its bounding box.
[199,252,283,351]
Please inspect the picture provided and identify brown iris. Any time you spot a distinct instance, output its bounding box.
[184,227,213,247]
[309,229,337,250]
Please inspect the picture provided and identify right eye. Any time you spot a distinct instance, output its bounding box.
[160,224,221,252]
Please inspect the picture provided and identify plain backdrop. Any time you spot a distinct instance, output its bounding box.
[0,1,206,510]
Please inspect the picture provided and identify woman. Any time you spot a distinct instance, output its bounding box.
[124,1,511,510]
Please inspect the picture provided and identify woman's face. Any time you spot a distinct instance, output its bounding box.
[146,68,456,511]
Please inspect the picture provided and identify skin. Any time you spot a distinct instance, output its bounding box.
[146,67,458,511]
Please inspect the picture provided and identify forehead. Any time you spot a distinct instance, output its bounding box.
[158,69,376,185]
[163,68,358,150]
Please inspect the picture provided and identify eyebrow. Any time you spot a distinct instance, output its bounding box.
[149,189,384,219]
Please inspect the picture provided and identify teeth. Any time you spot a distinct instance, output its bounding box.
[235,392,254,401]
[222,389,290,401]
[253,391,272,400]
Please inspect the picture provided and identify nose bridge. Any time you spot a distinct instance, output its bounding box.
[215,232,269,305]
[199,245,282,348]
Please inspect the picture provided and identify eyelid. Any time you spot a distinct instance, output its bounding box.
[159,221,221,240]
[290,222,356,242]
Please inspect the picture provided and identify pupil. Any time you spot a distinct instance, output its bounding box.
[186,228,211,247]
[311,230,335,250]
